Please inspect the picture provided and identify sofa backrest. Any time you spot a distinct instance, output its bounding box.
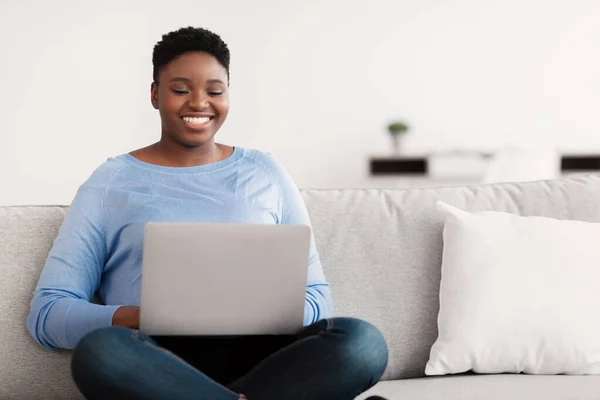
[302,174,600,380]
[2,174,600,399]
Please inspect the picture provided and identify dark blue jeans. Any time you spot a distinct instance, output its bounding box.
[71,317,388,400]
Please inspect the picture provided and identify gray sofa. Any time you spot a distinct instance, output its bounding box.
[2,175,600,399]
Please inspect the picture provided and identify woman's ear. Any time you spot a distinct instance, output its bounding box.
[150,82,159,109]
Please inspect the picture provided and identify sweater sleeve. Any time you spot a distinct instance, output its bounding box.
[26,167,121,350]
[263,154,333,325]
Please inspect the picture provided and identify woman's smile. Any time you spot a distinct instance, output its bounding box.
[181,114,215,130]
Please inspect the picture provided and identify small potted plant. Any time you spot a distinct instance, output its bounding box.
[387,121,409,155]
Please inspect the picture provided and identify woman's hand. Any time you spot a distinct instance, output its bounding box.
[112,306,140,329]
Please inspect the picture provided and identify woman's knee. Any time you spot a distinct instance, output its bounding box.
[331,317,389,378]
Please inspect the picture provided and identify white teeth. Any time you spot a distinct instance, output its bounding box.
[183,116,211,124]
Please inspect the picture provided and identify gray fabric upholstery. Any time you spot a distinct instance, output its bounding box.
[304,174,600,380]
[1,174,600,399]
[357,374,600,399]
[0,206,82,399]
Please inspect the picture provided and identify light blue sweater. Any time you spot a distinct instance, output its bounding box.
[27,147,332,350]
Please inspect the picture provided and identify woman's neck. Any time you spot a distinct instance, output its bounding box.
[131,140,223,168]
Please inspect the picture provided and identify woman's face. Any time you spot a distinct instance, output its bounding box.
[151,51,229,148]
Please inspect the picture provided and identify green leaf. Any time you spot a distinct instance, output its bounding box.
[387,121,409,134]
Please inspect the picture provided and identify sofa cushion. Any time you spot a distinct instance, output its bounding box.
[426,201,600,375]
[357,374,600,400]
[302,174,600,380]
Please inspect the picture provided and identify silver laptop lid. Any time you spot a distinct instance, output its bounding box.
[140,223,310,336]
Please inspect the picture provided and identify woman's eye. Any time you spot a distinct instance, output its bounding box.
[172,89,189,95]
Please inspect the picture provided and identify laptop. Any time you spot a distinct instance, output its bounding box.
[139,222,311,336]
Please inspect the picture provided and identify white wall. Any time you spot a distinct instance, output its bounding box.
[1,0,600,205]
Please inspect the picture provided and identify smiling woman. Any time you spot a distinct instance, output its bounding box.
[26,26,388,400]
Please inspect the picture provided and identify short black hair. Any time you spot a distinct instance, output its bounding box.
[152,26,230,84]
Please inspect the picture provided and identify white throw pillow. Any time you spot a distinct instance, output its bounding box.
[425,201,600,376]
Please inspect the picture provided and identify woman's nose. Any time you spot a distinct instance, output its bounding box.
[188,92,209,109]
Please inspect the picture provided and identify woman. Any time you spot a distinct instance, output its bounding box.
[26,27,388,400]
